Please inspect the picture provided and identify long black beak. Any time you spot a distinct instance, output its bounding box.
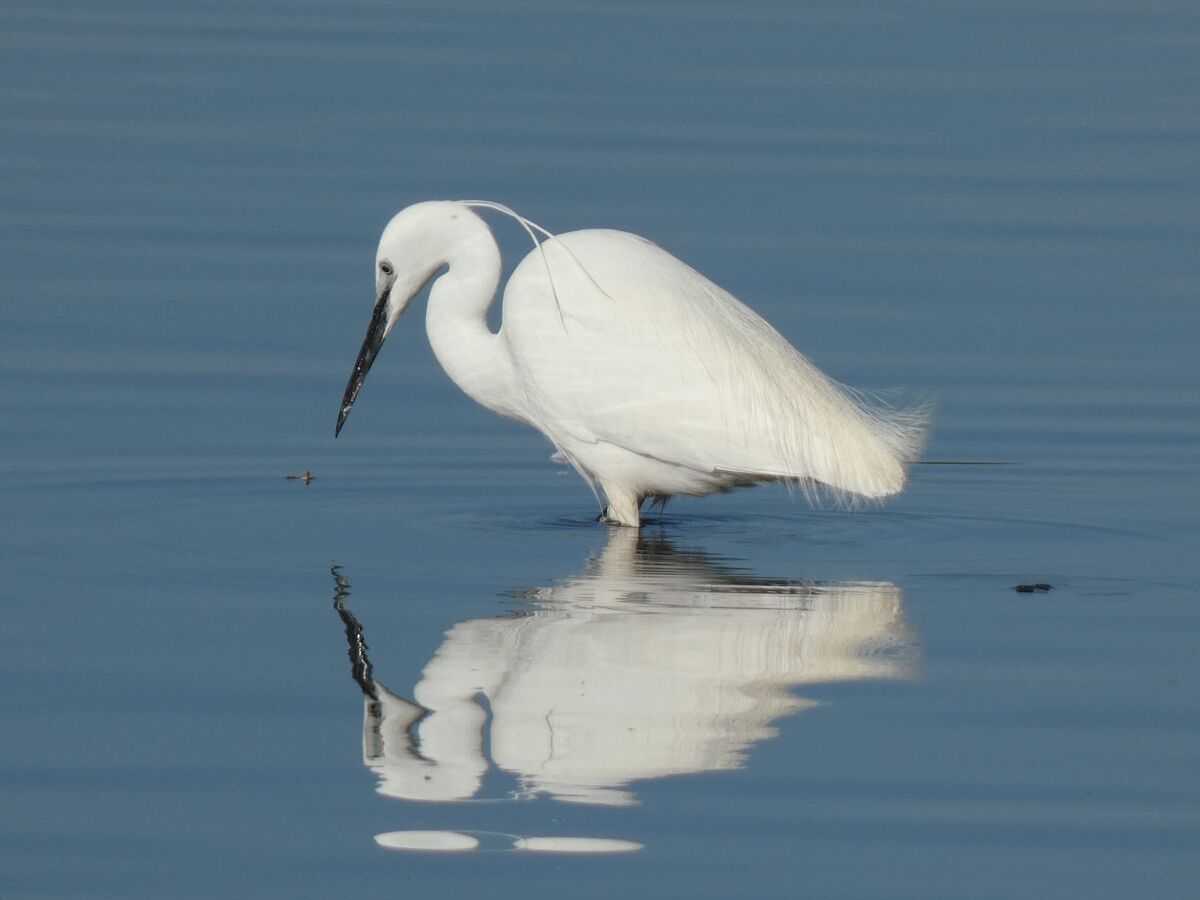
[336,286,390,437]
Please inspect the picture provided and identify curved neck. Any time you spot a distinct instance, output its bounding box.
[424,235,526,423]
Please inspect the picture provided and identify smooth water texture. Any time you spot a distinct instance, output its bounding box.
[2,1,1198,898]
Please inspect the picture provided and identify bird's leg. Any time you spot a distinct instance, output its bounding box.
[597,485,642,528]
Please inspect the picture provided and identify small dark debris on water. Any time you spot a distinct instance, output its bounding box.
[1015,582,1054,593]
[286,471,315,485]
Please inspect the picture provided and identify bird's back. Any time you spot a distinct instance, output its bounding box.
[501,228,926,500]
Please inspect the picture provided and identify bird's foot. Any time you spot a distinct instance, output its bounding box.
[597,504,641,528]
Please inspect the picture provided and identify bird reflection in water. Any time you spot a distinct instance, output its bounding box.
[331,529,917,808]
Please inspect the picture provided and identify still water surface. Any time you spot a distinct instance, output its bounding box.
[2,1,1198,898]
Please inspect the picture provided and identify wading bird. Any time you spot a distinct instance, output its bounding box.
[336,201,926,527]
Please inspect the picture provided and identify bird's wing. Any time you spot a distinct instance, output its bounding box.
[502,230,926,498]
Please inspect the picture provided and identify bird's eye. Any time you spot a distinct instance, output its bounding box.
[379,261,394,276]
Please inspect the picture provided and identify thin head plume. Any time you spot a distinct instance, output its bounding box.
[460,200,555,240]
[461,200,616,326]
[460,200,564,327]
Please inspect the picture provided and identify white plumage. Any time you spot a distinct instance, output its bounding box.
[337,200,927,526]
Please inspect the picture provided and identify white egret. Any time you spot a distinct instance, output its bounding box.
[337,201,927,527]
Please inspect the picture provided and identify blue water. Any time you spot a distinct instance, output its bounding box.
[2,1,1198,897]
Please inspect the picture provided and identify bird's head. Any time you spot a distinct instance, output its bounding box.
[336,201,485,437]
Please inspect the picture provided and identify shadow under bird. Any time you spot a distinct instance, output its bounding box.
[336,200,927,527]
